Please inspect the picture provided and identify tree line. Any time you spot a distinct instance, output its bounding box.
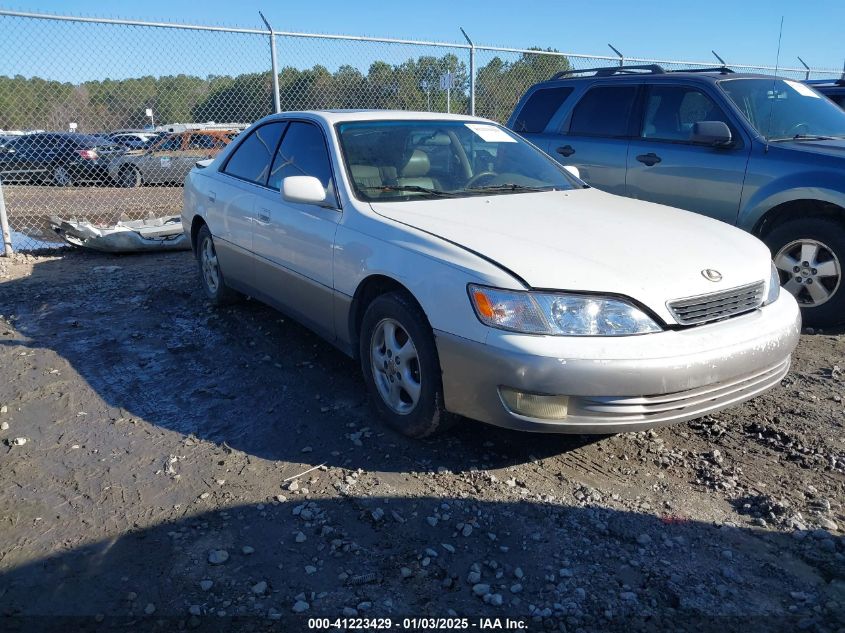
[0,49,570,132]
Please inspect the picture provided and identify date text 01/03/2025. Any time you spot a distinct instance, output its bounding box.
[307,617,528,630]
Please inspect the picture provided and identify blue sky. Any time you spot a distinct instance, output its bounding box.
[2,0,845,79]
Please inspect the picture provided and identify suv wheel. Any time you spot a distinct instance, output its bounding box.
[359,292,453,438]
[195,225,238,304]
[766,217,845,327]
[118,165,142,188]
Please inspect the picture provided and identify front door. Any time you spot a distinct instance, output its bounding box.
[251,120,341,340]
[626,83,750,224]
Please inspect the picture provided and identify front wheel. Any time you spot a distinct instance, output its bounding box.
[766,217,845,328]
[118,165,142,188]
[359,292,453,438]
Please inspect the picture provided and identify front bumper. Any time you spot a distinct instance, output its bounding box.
[435,292,801,434]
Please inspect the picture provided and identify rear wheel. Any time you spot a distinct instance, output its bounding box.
[195,225,238,304]
[359,292,453,438]
[766,217,845,327]
[118,165,142,188]
[52,165,73,187]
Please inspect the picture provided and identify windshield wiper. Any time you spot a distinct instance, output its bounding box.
[362,185,456,197]
[772,134,836,141]
[467,183,554,194]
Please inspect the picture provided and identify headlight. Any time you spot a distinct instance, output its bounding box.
[765,262,781,305]
[468,284,662,336]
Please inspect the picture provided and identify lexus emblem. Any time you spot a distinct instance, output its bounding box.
[701,269,723,282]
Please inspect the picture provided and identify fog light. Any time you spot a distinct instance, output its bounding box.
[499,387,569,420]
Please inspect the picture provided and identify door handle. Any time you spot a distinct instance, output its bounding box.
[556,145,575,157]
[257,208,271,223]
[636,152,662,166]
[208,191,216,202]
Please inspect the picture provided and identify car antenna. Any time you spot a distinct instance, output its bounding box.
[764,16,785,153]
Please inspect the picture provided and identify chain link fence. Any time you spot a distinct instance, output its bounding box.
[0,9,840,252]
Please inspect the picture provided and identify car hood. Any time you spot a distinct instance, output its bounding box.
[772,138,845,159]
[369,188,772,321]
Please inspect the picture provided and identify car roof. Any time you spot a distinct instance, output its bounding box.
[265,110,492,125]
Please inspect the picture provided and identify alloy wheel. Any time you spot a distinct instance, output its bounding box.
[774,238,841,307]
[200,236,220,294]
[53,166,72,186]
[370,318,422,415]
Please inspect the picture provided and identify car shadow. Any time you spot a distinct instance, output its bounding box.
[0,252,600,472]
[0,497,841,632]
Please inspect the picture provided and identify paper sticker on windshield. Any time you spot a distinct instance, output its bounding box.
[784,80,820,98]
[465,123,517,143]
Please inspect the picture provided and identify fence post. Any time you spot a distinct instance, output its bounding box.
[608,43,624,67]
[460,27,475,116]
[797,56,810,80]
[260,12,281,114]
[0,177,12,257]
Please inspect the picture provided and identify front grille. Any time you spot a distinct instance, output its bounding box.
[668,280,765,325]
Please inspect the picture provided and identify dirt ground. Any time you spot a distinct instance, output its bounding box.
[0,250,843,633]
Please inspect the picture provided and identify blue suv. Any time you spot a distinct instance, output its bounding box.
[507,65,845,327]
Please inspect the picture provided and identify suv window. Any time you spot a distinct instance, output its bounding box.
[268,122,336,205]
[513,87,573,134]
[156,135,183,151]
[188,134,219,150]
[642,85,733,142]
[569,86,638,138]
[222,122,286,185]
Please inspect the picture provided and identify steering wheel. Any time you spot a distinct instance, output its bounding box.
[785,122,810,137]
[466,172,497,188]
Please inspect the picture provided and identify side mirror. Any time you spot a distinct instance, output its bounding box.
[690,121,732,146]
[282,176,326,205]
[563,164,581,179]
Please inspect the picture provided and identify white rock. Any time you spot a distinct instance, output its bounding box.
[200,580,213,591]
[242,546,255,555]
[144,603,156,615]
[472,583,491,596]
[208,549,229,565]
[251,581,267,595]
[292,601,309,613]
[0,422,8,431]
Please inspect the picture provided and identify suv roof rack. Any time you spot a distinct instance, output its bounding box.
[806,78,845,86]
[550,64,736,81]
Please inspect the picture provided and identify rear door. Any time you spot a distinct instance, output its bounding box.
[626,83,750,224]
[140,133,183,183]
[545,84,640,195]
[251,120,341,339]
[510,85,574,148]
[213,121,287,292]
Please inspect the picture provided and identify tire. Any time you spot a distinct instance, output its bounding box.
[765,217,845,328]
[118,165,142,188]
[52,165,74,187]
[195,225,238,305]
[359,291,453,438]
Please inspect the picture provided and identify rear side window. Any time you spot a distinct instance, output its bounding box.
[222,122,286,185]
[188,134,218,149]
[268,122,335,202]
[513,87,573,133]
[569,86,638,138]
[157,135,183,151]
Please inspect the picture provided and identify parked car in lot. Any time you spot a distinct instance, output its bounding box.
[182,110,800,438]
[109,129,237,187]
[508,65,845,326]
[806,78,845,109]
[107,131,161,150]
[0,132,126,186]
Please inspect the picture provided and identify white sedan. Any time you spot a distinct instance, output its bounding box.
[182,110,800,438]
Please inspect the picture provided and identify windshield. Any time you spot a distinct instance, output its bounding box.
[719,78,845,140]
[336,119,577,202]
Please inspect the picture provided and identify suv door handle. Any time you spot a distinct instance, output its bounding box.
[636,152,662,166]
[208,191,216,202]
[556,145,575,157]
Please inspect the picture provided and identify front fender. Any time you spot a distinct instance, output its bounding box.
[739,169,845,232]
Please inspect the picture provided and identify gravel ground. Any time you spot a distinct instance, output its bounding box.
[0,250,843,633]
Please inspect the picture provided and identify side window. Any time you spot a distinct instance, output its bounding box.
[513,87,573,134]
[222,122,286,185]
[568,86,638,138]
[268,122,336,205]
[188,134,217,149]
[642,85,733,142]
[156,135,183,151]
